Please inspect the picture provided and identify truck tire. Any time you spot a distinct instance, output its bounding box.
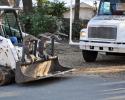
[82,50,98,62]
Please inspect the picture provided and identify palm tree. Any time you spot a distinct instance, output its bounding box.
[74,0,80,21]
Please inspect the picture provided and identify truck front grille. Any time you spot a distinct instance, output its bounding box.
[88,26,117,40]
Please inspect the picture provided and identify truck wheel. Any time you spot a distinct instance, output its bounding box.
[0,69,14,86]
[82,50,98,62]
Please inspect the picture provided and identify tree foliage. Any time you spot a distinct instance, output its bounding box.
[20,0,68,35]
[36,0,68,17]
[49,0,68,17]
[20,13,58,36]
[20,8,59,35]
[37,0,48,6]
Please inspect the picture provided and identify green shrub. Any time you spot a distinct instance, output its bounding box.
[20,12,58,36]
[19,0,68,36]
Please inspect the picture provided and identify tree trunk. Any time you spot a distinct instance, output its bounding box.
[22,0,33,13]
[74,0,80,21]
[22,0,33,33]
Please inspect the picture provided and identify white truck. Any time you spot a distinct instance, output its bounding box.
[79,0,125,62]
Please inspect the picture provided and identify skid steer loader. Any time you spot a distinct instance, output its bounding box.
[0,6,74,85]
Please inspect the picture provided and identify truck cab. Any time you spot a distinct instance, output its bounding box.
[80,0,125,62]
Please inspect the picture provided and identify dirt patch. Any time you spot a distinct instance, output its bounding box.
[76,67,125,74]
[55,42,125,79]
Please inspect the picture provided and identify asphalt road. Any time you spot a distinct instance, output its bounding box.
[1,74,125,100]
[1,43,125,100]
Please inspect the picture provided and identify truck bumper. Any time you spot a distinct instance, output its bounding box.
[79,40,125,53]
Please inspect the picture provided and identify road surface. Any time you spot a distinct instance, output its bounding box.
[1,43,125,100]
[1,74,125,100]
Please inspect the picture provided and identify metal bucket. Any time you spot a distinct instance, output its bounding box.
[15,57,74,84]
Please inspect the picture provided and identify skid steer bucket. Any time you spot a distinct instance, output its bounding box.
[15,57,74,84]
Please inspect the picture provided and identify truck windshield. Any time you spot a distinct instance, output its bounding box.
[99,0,125,15]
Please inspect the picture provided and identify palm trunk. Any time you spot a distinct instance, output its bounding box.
[74,0,80,21]
[22,0,33,33]
[22,0,33,13]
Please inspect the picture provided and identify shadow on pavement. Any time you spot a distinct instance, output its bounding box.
[16,76,74,87]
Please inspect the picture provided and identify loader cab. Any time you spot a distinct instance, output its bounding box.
[0,6,23,44]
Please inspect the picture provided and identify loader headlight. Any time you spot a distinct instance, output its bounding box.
[80,31,86,37]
